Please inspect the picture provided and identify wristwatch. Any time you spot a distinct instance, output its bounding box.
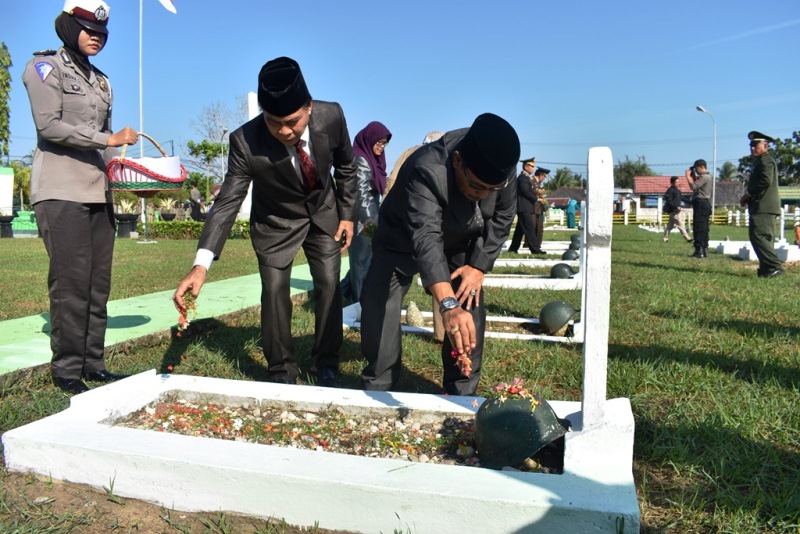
[439,296,461,315]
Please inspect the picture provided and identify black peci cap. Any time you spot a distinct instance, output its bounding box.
[458,114,521,185]
[257,57,312,117]
[693,159,707,168]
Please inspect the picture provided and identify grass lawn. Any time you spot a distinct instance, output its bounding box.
[0,225,798,533]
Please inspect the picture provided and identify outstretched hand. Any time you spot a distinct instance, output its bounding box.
[173,265,207,313]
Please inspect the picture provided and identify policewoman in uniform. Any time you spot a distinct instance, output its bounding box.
[741,131,783,277]
[23,0,139,394]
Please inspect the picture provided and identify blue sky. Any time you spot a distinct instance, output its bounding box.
[4,0,800,177]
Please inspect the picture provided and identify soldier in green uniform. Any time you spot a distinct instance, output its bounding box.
[740,131,783,278]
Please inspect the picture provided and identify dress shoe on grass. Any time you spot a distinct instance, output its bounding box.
[317,367,341,388]
[53,377,90,394]
[764,268,785,278]
[84,370,130,383]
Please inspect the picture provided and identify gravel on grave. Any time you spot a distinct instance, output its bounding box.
[115,399,562,473]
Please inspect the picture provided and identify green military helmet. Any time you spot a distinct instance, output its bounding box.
[474,394,567,470]
[570,233,581,244]
[550,263,576,279]
[539,301,577,336]
[568,241,581,250]
[561,249,579,260]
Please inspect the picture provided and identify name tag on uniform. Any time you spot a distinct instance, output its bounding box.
[35,62,54,82]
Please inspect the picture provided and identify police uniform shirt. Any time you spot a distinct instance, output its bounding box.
[23,47,115,205]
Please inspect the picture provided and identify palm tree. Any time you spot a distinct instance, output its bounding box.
[717,161,738,182]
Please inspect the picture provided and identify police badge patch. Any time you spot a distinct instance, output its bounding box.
[98,77,108,92]
[35,62,55,82]
[95,6,108,22]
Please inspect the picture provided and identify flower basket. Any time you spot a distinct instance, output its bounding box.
[106,132,186,192]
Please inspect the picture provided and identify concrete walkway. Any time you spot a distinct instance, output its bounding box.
[0,264,317,375]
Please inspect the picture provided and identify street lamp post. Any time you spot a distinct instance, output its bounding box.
[695,105,717,219]
[219,128,228,184]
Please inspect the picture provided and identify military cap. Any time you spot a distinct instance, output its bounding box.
[257,57,312,117]
[534,167,551,176]
[520,156,536,166]
[458,113,521,185]
[748,131,775,143]
[63,0,110,34]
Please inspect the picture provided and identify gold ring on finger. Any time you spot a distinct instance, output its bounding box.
[451,326,460,334]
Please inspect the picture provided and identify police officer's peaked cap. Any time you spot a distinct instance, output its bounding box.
[748,131,775,143]
[459,114,520,185]
[520,156,536,166]
[258,57,312,117]
[63,0,110,34]
[534,167,551,176]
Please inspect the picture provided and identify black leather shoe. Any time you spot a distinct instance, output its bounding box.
[701,247,708,258]
[53,377,90,394]
[317,367,341,388]
[84,369,130,383]
[270,377,297,385]
[764,268,785,278]
[690,249,704,258]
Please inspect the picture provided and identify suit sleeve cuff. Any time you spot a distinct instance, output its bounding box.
[193,248,215,271]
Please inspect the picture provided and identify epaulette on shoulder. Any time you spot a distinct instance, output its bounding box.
[33,49,57,57]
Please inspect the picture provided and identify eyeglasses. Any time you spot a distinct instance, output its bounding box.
[375,139,389,148]
[465,173,508,192]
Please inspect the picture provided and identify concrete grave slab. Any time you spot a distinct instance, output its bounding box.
[3,371,638,534]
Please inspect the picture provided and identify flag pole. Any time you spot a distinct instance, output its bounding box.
[139,0,144,157]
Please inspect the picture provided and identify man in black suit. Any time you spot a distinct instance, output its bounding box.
[174,57,357,387]
[360,113,520,396]
[531,167,550,253]
[508,156,539,254]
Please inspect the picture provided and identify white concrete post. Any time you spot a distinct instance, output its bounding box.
[623,211,628,225]
[580,148,613,429]
[779,208,786,243]
[237,91,259,221]
[745,210,749,227]
[727,210,732,225]
[795,207,800,227]
[656,197,663,229]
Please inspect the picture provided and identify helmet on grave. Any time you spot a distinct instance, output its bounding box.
[561,249,579,260]
[550,263,576,279]
[474,392,568,470]
[539,301,577,336]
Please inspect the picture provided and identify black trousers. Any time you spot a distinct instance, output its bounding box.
[360,253,485,395]
[257,224,342,381]
[692,198,711,249]
[34,200,115,380]
[509,212,536,252]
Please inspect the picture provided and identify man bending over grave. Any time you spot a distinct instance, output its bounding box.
[360,113,520,395]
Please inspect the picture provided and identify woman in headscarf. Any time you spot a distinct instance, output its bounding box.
[23,0,139,394]
[345,121,391,303]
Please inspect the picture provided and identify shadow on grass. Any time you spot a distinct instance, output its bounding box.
[611,339,799,391]
[156,307,443,394]
[635,413,800,530]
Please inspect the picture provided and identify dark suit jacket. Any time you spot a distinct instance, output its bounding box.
[197,101,357,268]
[516,171,536,214]
[372,128,517,289]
